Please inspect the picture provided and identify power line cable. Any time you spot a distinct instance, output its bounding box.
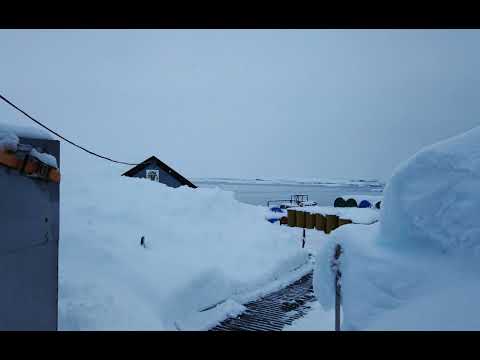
[0,93,139,166]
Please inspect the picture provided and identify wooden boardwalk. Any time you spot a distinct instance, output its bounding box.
[209,272,315,331]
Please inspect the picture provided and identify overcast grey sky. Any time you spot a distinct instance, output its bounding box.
[1,30,479,181]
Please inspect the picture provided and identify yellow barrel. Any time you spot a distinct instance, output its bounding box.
[325,214,339,234]
[338,218,353,227]
[305,212,314,229]
[287,210,297,227]
[296,210,306,228]
[315,213,326,231]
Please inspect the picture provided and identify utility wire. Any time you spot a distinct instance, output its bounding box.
[0,93,139,166]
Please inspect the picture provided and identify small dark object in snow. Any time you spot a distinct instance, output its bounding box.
[140,236,146,248]
[375,201,381,209]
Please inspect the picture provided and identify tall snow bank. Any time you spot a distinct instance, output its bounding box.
[380,125,480,255]
[314,126,480,330]
[59,166,309,330]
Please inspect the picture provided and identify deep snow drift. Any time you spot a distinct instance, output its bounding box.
[59,165,310,330]
[380,125,480,255]
[314,126,480,330]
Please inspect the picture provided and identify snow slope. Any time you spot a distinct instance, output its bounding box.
[59,165,310,330]
[314,126,480,330]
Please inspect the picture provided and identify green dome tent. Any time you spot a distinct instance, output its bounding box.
[345,198,358,208]
[334,197,346,207]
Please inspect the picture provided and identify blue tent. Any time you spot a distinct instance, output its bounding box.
[358,200,372,208]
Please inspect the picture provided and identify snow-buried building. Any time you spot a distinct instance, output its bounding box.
[122,156,197,189]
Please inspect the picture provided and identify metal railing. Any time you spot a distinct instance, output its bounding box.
[267,194,310,207]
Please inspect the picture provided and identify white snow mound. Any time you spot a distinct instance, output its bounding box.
[314,125,480,330]
[59,166,309,330]
[380,125,480,255]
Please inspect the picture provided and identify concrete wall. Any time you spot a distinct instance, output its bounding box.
[0,137,59,330]
[131,161,183,188]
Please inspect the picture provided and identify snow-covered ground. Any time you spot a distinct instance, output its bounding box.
[59,165,313,330]
[312,125,480,330]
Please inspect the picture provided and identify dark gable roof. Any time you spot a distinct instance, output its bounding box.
[121,156,197,189]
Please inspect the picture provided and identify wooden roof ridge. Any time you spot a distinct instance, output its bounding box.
[121,156,197,188]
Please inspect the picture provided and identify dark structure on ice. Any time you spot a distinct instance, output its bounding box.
[122,156,197,189]
[334,197,347,207]
[345,198,358,207]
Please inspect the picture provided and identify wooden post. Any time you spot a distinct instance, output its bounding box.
[334,243,342,331]
[287,209,297,227]
[296,210,306,228]
[305,212,314,229]
[325,214,339,234]
[302,228,306,248]
[315,213,326,231]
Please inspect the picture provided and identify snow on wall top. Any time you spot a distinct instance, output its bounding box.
[0,131,19,152]
[0,122,54,140]
[380,125,480,254]
[30,148,58,169]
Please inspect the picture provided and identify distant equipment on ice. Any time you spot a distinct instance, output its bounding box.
[267,194,317,209]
